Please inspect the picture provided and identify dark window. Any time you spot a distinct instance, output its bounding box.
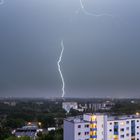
[85,124,89,128]
[78,125,81,128]
[126,127,129,130]
[126,133,129,136]
[78,132,81,135]
[126,121,129,124]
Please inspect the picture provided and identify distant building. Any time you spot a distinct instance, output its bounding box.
[92,103,103,111]
[3,101,16,106]
[62,102,78,113]
[79,104,88,111]
[88,101,115,111]
[64,113,140,140]
[13,125,42,139]
[48,127,56,132]
[35,102,44,105]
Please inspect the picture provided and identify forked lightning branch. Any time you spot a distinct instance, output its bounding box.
[57,40,65,98]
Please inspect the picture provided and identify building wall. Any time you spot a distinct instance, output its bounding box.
[74,122,90,140]
[135,118,140,140]
[107,118,140,140]
[64,120,74,140]
[83,113,107,140]
[64,114,140,140]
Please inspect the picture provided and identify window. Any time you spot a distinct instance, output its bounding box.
[78,132,81,135]
[126,133,129,136]
[120,128,124,132]
[85,124,89,128]
[102,131,104,135]
[126,127,129,130]
[78,125,81,128]
[126,121,129,124]
[85,132,89,135]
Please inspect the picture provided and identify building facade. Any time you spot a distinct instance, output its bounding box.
[64,113,140,140]
[62,102,78,113]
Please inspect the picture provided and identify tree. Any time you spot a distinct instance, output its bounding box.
[0,127,11,140]
[4,118,24,129]
[5,136,31,140]
[36,129,63,140]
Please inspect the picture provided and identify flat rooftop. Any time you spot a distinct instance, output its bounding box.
[108,115,140,121]
[65,114,140,123]
[64,116,89,123]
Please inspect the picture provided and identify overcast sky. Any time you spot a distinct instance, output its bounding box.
[0,0,140,98]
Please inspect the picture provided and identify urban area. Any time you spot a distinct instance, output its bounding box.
[1,97,140,140]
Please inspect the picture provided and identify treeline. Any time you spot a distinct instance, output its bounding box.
[0,101,66,139]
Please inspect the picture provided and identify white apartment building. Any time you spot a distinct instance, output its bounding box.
[64,113,140,140]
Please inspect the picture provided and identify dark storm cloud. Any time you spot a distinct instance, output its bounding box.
[0,0,140,97]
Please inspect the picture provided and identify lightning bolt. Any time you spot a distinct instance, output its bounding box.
[57,40,65,98]
[79,0,113,17]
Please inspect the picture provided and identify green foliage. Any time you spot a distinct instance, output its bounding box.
[0,127,11,140]
[111,102,140,115]
[37,115,55,128]
[36,129,63,140]
[4,119,25,129]
[5,136,31,140]
[69,108,81,116]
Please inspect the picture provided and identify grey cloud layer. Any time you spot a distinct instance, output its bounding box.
[0,0,140,97]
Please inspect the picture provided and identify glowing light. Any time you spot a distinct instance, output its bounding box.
[79,0,113,17]
[91,115,96,121]
[113,135,118,138]
[136,112,140,116]
[120,122,125,125]
[57,40,65,98]
[38,122,42,126]
[28,122,31,125]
